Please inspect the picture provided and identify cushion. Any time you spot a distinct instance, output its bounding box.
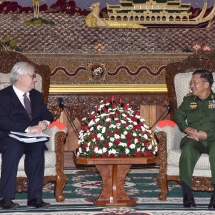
[167,149,211,170]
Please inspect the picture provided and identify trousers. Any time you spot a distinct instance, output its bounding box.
[179,137,215,187]
[0,137,46,201]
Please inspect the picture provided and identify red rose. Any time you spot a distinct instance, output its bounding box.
[103,107,108,114]
[116,119,121,124]
[91,153,97,158]
[82,125,88,131]
[82,144,88,150]
[102,153,108,158]
[104,141,109,147]
[114,130,120,135]
[90,133,96,139]
[127,140,132,147]
[135,110,140,116]
[143,141,149,146]
[114,139,120,145]
[106,122,111,126]
[131,116,137,122]
[135,124,142,130]
[136,137,141,143]
[106,130,112,136]
[115,112,119,117]
[104,99,110,104]
[135,151,142,157]
[93,144,100,149]
[121,153,127,157]
[110,96,116,101]
[112,102,118,108]
[144,151,152,157]
[95,136,100,141]
[96,105,101,111]
[119,97,124,103]
[126,133,132,139]
[109,153,115,158]
[123,103,129,111]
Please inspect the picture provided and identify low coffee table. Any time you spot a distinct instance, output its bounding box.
[75,154,156,206]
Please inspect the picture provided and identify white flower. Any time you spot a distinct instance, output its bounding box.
[148,144,152,150]
[77,97,157,158]
[108,149,117,154]
[102,127,106,133]
[125,148,130,154]
[119,143,127,147]
[121,120,126,124]
[134,138,139,144]
[95,118,100,123]
[130,144,135,149]
[110,124,116,129]
[141,126,146,131]
[143,134,148,139]
[133,132,137,137]
[120,134,125,139]
[97,125,102,130]
[114,134,120,139]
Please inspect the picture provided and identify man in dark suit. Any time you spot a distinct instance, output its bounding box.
[0,62,53,209]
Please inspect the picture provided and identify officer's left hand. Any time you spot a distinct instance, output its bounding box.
[196,131,207,141]
[187,131,207,141]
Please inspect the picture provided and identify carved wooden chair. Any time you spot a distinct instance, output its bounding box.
[0,51,67,202]
[155,50,215,201]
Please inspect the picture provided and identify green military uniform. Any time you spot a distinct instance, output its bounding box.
[173,91,215,187]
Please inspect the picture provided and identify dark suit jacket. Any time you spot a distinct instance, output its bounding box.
[0,85,53,140]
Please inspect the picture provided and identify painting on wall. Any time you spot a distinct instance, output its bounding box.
[0,0,214,28]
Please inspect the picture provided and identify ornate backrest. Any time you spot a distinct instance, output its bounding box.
[165,50,215,119]
[0,51,51,104]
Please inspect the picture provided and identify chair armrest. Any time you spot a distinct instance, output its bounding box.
[43,126,67,151]
[155,124,184,151]
[154,122,184,168]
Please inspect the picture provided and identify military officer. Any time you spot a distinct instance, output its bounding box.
[173,69,215,209]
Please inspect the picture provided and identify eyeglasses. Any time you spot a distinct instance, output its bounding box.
[27,73,37,79]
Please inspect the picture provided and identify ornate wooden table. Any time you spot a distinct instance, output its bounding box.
[75,155,156,206]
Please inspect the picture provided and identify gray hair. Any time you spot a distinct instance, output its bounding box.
[10,62,35,84]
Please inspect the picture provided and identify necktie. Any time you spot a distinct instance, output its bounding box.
[23,93,32,120]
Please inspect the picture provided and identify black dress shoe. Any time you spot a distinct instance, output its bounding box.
[0,198,20,209]
[183,193,196,208]
[208,195,215,209]
[27,198,50,209]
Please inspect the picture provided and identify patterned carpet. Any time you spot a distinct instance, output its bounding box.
[1,167,214,214]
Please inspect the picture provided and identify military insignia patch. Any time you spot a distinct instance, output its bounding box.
[209,100,215,110]
[190,102,197,109]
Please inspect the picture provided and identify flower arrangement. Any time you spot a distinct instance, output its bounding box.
[77,96,157,158]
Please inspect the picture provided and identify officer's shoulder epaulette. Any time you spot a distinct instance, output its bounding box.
[184,92,193,97]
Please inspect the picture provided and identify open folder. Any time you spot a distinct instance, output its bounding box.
[9,131,50,143]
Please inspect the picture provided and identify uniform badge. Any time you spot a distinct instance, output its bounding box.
[190,102,197,109]
[209,100,215,110]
